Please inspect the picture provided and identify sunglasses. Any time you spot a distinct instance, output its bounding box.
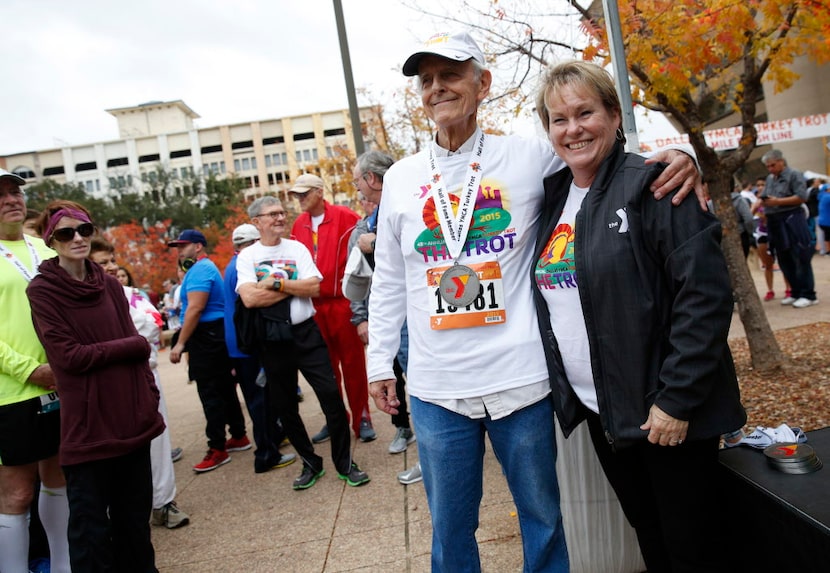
[51,222,95,243]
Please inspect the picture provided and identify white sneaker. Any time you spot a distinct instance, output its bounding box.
[388,427,416,454]
[792,297,818,308]
[780,296,796,305]
[397,462,422,485]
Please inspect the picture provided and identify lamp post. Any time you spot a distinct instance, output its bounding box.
[601,0,640,153]
[333,0,365,157]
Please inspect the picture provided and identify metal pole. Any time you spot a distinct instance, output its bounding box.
[601,0,640,152]
[333,0,365,156]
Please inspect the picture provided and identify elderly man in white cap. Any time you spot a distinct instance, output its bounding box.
[366,31,702,572]
[0,168,71,573]
[289,174,376,444]
[223,223,296,474]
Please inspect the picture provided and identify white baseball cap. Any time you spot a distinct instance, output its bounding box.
[402,31,485,77]
[0,168,25,186]
[232,223,260,246]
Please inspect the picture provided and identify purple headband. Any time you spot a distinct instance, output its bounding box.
[44,208,92,241]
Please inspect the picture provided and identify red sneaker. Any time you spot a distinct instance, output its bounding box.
[764,291,775,301]
[225,435,252,452]
[193,448,230,473]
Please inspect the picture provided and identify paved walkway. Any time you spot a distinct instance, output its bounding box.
[151,253,829,572]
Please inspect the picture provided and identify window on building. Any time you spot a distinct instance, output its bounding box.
[231,140,254,150]
[234,159,241,171]
[312,149,318,161]
[12,167,35,179]
[75,161,97,172]
[251,157,257,170]
[242,158,250,171]
[170,149,192,158]
[43,166,64,176]
[201,144,222,154]
[138,154,160,163]
[323,128,346,137]
[295,151,302,162]
[302,149,311,162]
[106,157,128,168]
[265,155,272,167]
[326,146,333,158]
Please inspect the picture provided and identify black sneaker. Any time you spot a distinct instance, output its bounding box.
[338,462,370,487]
[293,466,325,490]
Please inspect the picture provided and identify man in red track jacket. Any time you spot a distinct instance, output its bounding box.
[289,174,376,443]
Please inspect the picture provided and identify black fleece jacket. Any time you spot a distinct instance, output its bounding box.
[531,143,746,450]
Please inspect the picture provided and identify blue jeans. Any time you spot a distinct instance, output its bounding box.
[410,396,569,573]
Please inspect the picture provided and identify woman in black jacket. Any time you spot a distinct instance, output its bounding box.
[531,61,745,573]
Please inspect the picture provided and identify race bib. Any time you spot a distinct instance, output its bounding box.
[427,261,506,330]
[39,392,60,414]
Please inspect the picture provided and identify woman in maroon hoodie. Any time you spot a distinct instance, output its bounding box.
[27,200,164,573]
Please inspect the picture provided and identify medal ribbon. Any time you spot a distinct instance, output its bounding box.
[427,131,486,260]
[0,236,42,282]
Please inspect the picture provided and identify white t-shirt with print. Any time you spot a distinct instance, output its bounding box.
[533,182,598,413]
[236,238,323,325]
[367,131,564,400]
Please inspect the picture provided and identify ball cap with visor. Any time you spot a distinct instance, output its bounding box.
[0,168,26,186]
[232,223,260,246]
[288,174,325,195]
[167,229,207,247]
[402,31,485,77]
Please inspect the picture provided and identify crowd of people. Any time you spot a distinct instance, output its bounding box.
[733,153,823,308]
[1,27,824,573]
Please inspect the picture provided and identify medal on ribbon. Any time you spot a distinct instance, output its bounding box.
[428,131,486,306]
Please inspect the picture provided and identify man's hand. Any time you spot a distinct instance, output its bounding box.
[170,342,185,364]
[357,233,376,254]
[646,149,706,210]
[369,379,399,415]
[356,321,369,344]
[28,364,56,391]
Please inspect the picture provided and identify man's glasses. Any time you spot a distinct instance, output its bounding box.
[51,222,95,243]
[257,210,286,220]
[352,173,368,188]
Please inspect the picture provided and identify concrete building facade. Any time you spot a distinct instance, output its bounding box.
[1,100,387,201]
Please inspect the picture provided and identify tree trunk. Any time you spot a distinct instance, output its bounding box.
[708,175,788,371]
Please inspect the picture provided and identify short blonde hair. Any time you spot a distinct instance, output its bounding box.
[536,60,622,131]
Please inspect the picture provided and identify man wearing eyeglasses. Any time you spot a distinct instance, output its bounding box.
[237,196,369,490]
[168,229,250,473]
[289,174,376,444]
[0,168,71,573]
